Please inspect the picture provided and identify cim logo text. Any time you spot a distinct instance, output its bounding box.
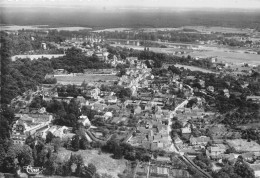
[23,165,44,175]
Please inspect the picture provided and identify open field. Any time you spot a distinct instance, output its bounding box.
[0,25,91,31]
[110,44,192,54]
[182,26,254,34]
[104,26,255,34]
[93,28,132,32]
[58,148,127,178]
[111,43,260,65]
[226,139,260,153]
[189,49,260,65]
[175,64,216,73]
[11,54,65,61]
[55,74,118,85]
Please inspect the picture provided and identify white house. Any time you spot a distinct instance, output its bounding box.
[78,115,91,126]
[250,164,260,178]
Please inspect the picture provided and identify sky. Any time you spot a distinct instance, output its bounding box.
[1,0,260,9]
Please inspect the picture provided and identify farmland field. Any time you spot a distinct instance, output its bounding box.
[110,44,192,54]
[189,47,260,65]
[93,28,132,32]
[174,64,216,73]
[111,43,260,65]
[0,25,91,31]
[182,26,254,34]
[55,74,118,85]
[226,139,260,152]
[58,148,127,178]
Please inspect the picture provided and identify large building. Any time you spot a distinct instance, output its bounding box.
[11,114,53,144]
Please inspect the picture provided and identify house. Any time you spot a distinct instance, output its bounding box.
[53,96,73,103]
[150,166,169,177]
[106,104,120,112]
[76,96,87,107]
[156,156,171,162]
[207,86,214,93]
[105,95,117,104]
[90,88,100,99]
[18,114,53,124]
[134,106,142,115]
[95,52,106,61]
[181,126,191,134]
[207,144,226,159]
[157,124,168,134]
[12,117,50,144]
[242,152,255,162]
[49,126,70,138]
[126,57,138,66]
[78,115,91,126]
[246,96,260,103]
[103,112,113,120]
[190,136,210,146]
[250,164,260,178]
[93,103,107,112]
[223,89,230,98]
[174,136,183,146]
[38,107,47,114]
[41,43,47,50]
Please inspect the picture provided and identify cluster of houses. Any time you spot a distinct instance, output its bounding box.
[171,95,260,177]
[9,43,260,177]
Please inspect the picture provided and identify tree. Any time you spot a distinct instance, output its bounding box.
[17,145,33,168]
[81,106,98,121]
[2,144,33,173]
[44,153,60,175]
[73,154,84,176]
[62,160,72,176]
[52,138,62,153]
[65,47,83,58]
[234,157,255,178]
[113,143,123,159]
[71,135,80,151]
[172,120,183,130]
[225,147,236,154]
[116,64,127,77]
[0,105,15,140]
[145,60,152,68]
[116,87,132,99]
[25,135,35,148]
[0,146,6,171]
[79,136,89,150]
[153,59,162,68]
[87,163,97,176]
[46,131,54,144]
[214,165,242,178]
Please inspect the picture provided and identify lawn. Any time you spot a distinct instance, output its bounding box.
[55,74,118,85]
[58,148,127,178]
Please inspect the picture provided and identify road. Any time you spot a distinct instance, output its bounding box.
[146,161,151,178]
[133,161,139,178]
[166,85,213,178]
[167,98,189,153]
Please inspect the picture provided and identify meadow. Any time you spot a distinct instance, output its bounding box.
[174,64,216,73]
[58,148,127,178]
[190,49,260,65]
[0,25,91,31]
[55,74,118,85]
[111,43,260,65]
